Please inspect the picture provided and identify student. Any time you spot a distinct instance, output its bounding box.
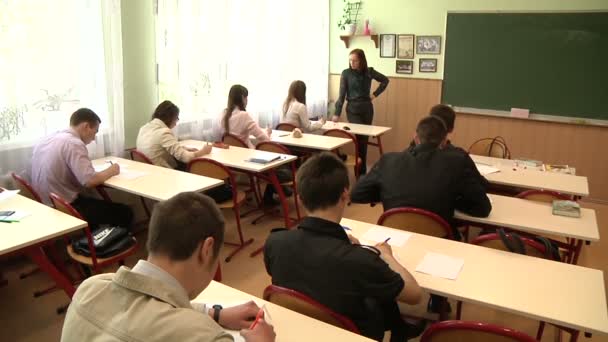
[351,116,492,236]
[219,84,271,148]
[264,153,424,342]
[30,108,133,230]
[281,80,325,132]
[334,49,389,175]
[61,192,276,342]
[136,100,212,171]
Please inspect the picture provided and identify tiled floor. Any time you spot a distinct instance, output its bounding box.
[1,192,606,342]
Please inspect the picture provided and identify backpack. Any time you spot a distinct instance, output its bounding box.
[72,226,136,258]
[497,228,561,261]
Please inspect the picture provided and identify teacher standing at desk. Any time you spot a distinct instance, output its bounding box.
[333,48,389,175]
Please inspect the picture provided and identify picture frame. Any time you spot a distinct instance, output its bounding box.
[397,34,415,59]
[395,60,413,74]
[416,35,442,54]
[380,34,396,58]
[419,58,438,72]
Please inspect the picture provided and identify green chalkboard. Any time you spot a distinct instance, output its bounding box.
[442,12,608,121]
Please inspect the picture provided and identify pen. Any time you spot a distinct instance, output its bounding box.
[249,307,264,329]
[342,226,351,231]
[383,237,391,244]
[107,160,114,165]
[278,134,289,137]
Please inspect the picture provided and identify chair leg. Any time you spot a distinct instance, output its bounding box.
[224,206,254,262]
[140,196,151,219]
[19,267,41,279]
[536,321,546,340]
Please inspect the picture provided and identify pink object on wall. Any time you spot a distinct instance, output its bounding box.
[363,19,371,35]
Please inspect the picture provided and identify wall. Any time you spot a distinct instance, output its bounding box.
[329,0,608,79]
[121,0,157,148]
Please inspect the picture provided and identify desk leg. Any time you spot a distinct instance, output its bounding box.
[250,170,292,258]
[571,239,584,265]
[365,135,385,155]
[26,246,75,299]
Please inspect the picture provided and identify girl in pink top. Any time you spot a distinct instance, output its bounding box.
[221,85,271,148]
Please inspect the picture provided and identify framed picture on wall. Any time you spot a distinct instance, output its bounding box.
[416,35,442,54]
[396,60,414,74]
[380,34,396,58]
[419,58,438,72]
[397,34,415,59]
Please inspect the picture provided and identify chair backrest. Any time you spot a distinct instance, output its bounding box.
[516,189,571,203]
[323,129,358,157]
[276,123,297,132]
[222,133,248,148]
[130,149,153,164]
[263,285,360,334]
[188,158,233,182]
[11,172,42,203]
[256,141,291,155]
[468,137,511,159]
[378,207,453,239]
[421,320,538,342]
[471,232,549,260]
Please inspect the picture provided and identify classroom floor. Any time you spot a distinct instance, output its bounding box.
[1,195,606,342]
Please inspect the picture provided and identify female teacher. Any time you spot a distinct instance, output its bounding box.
[333,48,389,175]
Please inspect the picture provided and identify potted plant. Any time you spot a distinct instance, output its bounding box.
[337,0,361,36]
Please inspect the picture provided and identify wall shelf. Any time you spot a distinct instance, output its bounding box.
[339,34,379,49]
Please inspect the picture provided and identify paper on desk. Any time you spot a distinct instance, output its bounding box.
[475,163,500,176]
[0,189,20,202]
[94,162,128,173]
[415,252,464,280]
[115,170,148,180]
[192,302,271,342]
[0,210,30,222]
[361,226,412,247]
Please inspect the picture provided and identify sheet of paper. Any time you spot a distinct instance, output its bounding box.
[475,163,500,176]
[0,189,20,202]
[94,161,128,173]
[360,225,412,247]
[415,252,464,280]
[115,170,148,180]
[0,210,30,222]
[191,301,271,342]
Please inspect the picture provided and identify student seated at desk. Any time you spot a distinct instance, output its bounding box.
[61,192,276,342]
[352,116,492,238]
[264,153,424,342]
[281,80,325,133]
[218,84,271,148]
[30,108,133,230]
[136,100,212,171]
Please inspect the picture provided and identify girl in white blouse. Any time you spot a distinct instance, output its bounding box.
[281,80,325,132]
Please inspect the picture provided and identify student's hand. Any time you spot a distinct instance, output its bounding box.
[347,234,360,245]
[196,144,212,156]
[319,117,326,125]
[331,115,339,122]
[185,147,198,152]
[241,317,276,342]
[375,241,393,257]
[217,301,261,330]
[108,163,120,176]
[266,127,273,136]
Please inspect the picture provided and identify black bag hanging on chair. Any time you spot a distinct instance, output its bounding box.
[72,226,135,258]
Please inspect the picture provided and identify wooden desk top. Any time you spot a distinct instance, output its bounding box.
[313,121,392,137]
[92,157,223,202]
[0,195,87,255]
[195,281,374,342]
[342,218,608,335]
[471,155,589,197]
[180,140,297,173]
[454,194,599,241]
[269,130,352,151]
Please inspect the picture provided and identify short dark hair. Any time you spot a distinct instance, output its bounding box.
[416,116,447,146]
[429,104,456,133]
[152,100,180,127]
[147,192,225,260]
[70,108,101,126]
[296,152,349,212]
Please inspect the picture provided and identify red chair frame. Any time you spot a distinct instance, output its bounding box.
[11,172,43,203]
[378,207,454,240]
[323,128,362,179]
[263,285,360,334]
[421,320,537,342]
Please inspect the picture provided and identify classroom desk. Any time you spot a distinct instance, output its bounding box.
[269,130,352,151]
[313,121,392,154]
[1,194,87,298]
[91,157,223,201]
[471,154,589,197]
[342,218,608,336]
[194,280,374,342]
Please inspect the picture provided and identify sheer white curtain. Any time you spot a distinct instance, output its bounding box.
[0,0,125,177]
[156,0,329,141]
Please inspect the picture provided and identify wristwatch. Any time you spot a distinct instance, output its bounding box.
[212,304,223,322]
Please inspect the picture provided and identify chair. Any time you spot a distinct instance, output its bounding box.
[276,123,297,132]
[49,193,139,275]
[11,172,42,203]
[468,137,511,159]
[263,285,360,334]
[323,129,362,179]
[188,158,253,262]
[129,149,154,219]
[221,133,262,204]
[222,133,249,148]
[252,141,301,225]
[377,207,453,239]
[420,320,537,342]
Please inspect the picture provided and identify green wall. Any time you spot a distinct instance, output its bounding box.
[329,0,608,79]
[121,0,157,148]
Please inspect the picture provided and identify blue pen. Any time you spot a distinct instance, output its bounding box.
[342,226,351,231]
